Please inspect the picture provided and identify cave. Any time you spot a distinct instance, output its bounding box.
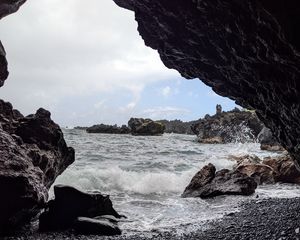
[0,0,300,238]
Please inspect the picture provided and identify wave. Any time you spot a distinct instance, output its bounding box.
[54,166,198,195]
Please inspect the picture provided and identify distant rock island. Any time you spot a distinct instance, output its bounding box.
[78,105,283,150]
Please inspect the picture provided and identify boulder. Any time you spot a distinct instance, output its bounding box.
[258,127,285,152]
[86,124,130,134]
[39,185,123,232]
[74,217,121,236]
[0,100,74,235]
[198,136,223,144]
[263,156,300,184]
[182,164,257,198]
[128,118,165,136]
[157,119,197,134]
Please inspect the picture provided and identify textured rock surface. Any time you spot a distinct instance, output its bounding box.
[39,185,122,234]
[157,119,197,134]
[191,109,263,143]
[258,127,285,151]
[86,124,130,134]
[0,100,74,234]
[128,118,165,136]
[182,163,257,198]
[113,0,300,163]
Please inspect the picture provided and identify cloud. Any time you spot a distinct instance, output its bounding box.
[143,106,190,120]
[0,0,179,124]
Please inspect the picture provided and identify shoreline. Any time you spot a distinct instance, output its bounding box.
[4,197,300,240]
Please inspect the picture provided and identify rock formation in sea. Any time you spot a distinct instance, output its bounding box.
[191,108,264,143]
[86,124,131,134]
[0,100,75,234]
[128,118,165,136]
[113,0,300,164]
[157,119,197,135]
[182,163,257,198]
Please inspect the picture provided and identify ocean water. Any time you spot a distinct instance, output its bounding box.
[53,129,300,236]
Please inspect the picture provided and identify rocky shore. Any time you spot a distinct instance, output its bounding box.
[3,197,300,240]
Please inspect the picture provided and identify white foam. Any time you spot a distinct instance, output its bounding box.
[55,166,198,195]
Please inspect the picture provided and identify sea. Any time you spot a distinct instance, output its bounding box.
[53,129,300,237]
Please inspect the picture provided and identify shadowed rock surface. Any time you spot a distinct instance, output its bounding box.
[128,118,165,136]
[182,163,257,198]
[113,0,300,163]
[0,100,74,235]
[157,119,197,134]
[39,185,122,235]
[258,127,285,151]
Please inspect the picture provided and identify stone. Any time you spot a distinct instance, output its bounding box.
[182,164,257,198]
[0,100,74,235]
[74,217,121,235]
[86,124,131,134]
[157,119,197,134]
[113,0,300,163]
[263,156,300,184]
[39,185,122,232]
[191,109,263,143]
[258,127,285,152]
[128,118,165,136]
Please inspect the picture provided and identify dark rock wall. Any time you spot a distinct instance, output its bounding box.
[113,0,300,163]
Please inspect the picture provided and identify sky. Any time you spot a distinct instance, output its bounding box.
[0,0,237,127]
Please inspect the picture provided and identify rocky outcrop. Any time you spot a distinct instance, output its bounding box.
[191,109,263,143]
[86,124,131,134]
[40,185,122,235]
[258,127,285,151]
[182,163,257,198]
[157,119,197,134]
[113,0,300,163]
[230,154,300,184]
[128,118,165,136]
[0,100,74,235]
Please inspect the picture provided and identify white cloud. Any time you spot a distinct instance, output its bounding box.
[143,106,190,120]
[0,0,179,124]
[161,86,171,97]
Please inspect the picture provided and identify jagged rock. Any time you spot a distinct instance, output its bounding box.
[263,156,300,184]
[113,0,300,163]
[258,127,285,152]
[39,185,122,232]
[182,163,257,198]
[191,109,263,143]
[0,100,74,235]
[235,164,276,185]
[157,119,197,134]
[128,118,165,136]
[74,217,121,236]
[229,154,261,167]
[86,124,131,134]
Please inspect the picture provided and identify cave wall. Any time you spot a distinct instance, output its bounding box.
[113,0,300,163]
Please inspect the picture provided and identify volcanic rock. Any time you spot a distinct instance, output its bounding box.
[0,100,74,235]
[258,127,285,152]
[191,109,263,143]
[39,185,122,233]
[86,124,131,134]
[128,118,165,136]
[157,119,197,134]
[113,0,300,163]
[182,163,257,198]
[74,217,121,236]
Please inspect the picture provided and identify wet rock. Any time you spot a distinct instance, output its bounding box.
[0,100,74,235]
[113,0,300,163]
[74,217,121,235]
[258,127,285,152]
[128,118,165,136]
[263,156,300,184]
[86,124,131,134]
[229,154,261,167]
[182,164,257,198]
[191,108,263,144]
[39,185,122,232]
